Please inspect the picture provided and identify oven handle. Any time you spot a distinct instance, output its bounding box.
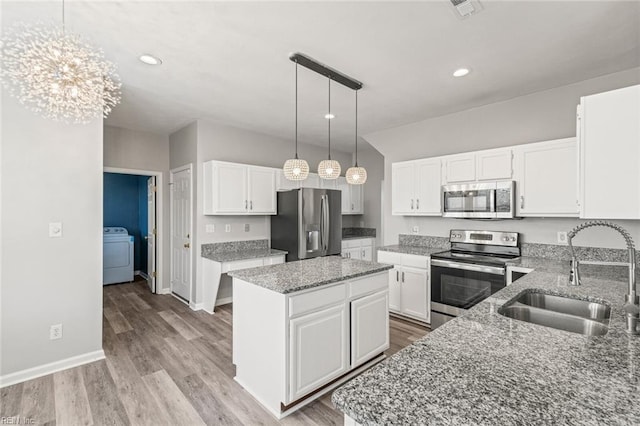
[431,259,505,276]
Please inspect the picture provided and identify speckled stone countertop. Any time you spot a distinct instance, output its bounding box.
[227,256,393,294]
[377,244,446,257]
[332,259,640,425]
[201,239,287,263]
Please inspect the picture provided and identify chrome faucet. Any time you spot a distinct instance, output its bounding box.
[567,220,639,335]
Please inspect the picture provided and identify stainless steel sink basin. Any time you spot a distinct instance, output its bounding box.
[499,290,611,336]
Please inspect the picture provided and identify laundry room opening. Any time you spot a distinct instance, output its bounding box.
[103,171,159,293]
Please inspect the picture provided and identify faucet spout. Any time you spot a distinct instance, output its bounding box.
[566,221,639,334]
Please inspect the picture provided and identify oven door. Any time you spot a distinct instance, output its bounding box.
[442,182,497,218]
[430,259,506,318]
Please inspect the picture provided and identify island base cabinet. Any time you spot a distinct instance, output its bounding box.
[351,291,389,367]
[289,304,349,402]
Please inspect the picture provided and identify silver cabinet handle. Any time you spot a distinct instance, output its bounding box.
[245,200,248,210]
[402,271,405,282]
[351,203,354,211]
[250,200,253,210]
[410,199,414,210]
[520,195,524,209]
[416,199,420,210]
[396,270,399,282]
[362,249,365,258]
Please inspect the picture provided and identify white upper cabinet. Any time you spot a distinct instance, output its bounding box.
[337,177,364,215]
[444,154,476,183]
[514,138,578,217]
[303,173,321,189]
[443,149,512,183]
[203,160,276,215]
[276,169,300,191]
[579,85,640,219]
[392,158,442,216]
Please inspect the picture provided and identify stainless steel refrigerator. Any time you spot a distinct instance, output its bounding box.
[271,188,342,262]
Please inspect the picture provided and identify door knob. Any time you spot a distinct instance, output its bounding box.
[184,243,190,248]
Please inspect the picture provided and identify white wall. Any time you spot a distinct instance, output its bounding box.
[103,126,171,292]
[1,92,104,381]
[364,67,640,248]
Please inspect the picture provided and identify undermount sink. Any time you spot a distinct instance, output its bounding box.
[498,290,611,336]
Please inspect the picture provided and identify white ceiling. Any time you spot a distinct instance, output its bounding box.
[2,1,639,151]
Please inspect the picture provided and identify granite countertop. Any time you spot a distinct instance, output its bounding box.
[332,259,640,425]
[227,256,393,294]
[377,244,446,257]
[202,248,287,263]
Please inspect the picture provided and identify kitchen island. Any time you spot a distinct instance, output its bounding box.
[228,256,394,419]
[332,261,640,425]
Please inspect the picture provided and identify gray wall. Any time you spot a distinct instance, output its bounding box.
[104,126,171,292]
[351,141,385,249]
[364,67,640,249]
[1,92,104,379]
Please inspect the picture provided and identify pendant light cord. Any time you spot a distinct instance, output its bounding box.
[62,0,65,34]
[327,77,332,160]
[294,62,298,159]
[355,90,358,167]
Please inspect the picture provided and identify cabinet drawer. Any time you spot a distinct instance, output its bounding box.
[402,254,429,269]
[348,273,387,299]
[289,284,346,317]
[377,251,402,265]
[223,258,265,273]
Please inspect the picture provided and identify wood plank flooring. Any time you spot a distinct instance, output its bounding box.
[1,277,429,425]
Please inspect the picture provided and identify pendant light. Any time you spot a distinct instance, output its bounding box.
[283,62,310,181]
[318,78,341,180]
[346,90,367,185]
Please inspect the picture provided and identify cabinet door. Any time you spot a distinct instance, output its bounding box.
[388,268,401,312]
[289,304,348,401]
[361,246,373,262]
[350,184,363,214]
[476,149,512,180]
[391,162,415,214]
[351,291,389,367]
[515,138,578,217]
[302,173,321,189]
[580,85,640,219]
[337,177,351,214]
[212,162,248,213]
[444,154,476,183]
[320,178,337,189]
[345,247,361,260]
[247,166,276,214]
[276,169,301,191]
[415,159,442,215]
[400,267,429,321]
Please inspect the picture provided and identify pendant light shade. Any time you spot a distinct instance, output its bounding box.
[318,78,341,180]
[283,62,309,181]
[346,90,367,184]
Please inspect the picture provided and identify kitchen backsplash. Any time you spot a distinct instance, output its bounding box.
[398,234,450,249]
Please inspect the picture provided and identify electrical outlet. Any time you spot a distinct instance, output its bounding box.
[244,224,250,232]
[50,324,62,340]
[205,224,215,233]
[225,224,231,233]
[412,226,419,234]
[557,231,568,245]
[49,222,63,238]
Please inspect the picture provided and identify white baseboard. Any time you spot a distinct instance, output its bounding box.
[0,349,105,388]
[157,287,171,295]
[189,302,204,311]
[215,296,232,306]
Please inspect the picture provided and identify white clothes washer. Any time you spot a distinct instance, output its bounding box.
[103,227,134,285]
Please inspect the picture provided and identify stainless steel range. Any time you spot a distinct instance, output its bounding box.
[430,229,520,329]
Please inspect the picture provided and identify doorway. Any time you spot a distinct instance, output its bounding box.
[170,165,193,302]
[103,167,164,294]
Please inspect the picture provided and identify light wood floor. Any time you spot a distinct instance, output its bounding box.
[1,277,429,425]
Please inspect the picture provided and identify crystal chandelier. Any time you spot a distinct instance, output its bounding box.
[283,61,309,181]
[346,90,367,184]
[0,1,121,124]
[318,78,341,180]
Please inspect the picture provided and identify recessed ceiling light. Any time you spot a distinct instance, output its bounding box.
[139,54,162,65]
[325,113,335,119]
[453,68,470,77]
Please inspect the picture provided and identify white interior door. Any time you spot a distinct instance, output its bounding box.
[147,176,157,293]
[171,167,192,301]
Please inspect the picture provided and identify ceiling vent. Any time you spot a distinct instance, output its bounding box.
[450,0,483,19]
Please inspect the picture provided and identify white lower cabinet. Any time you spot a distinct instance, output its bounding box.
[351,291,389,367]
[232,271,389,418]
[341,238,375,261]
[289,303,349,401]
[378,251,430,323]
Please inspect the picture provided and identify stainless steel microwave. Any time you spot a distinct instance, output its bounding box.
[442,181,516,219]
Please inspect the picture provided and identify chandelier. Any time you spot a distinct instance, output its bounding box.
[346,90,367,184]
[0,2,121,123]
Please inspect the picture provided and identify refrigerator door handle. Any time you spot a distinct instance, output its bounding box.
[321,195,329,253]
